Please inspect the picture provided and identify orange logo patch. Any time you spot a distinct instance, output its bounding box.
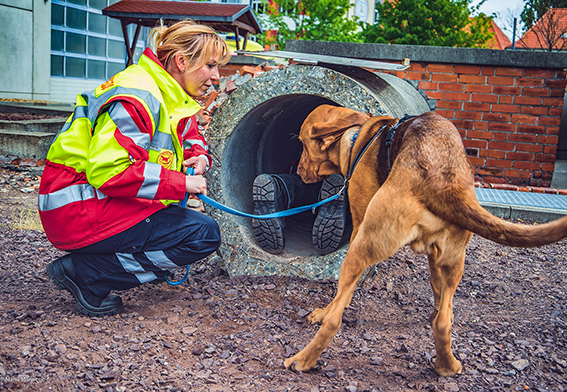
[157,151,174,169]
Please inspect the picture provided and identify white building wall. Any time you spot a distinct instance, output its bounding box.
[0,0,51,100]
[49,77,105,104]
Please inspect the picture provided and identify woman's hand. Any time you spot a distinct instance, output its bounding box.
[184,156,208,176]
[185,175,207,196]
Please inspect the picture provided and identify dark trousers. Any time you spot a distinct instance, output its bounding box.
[68,205,221,298]
[273,173,320,208]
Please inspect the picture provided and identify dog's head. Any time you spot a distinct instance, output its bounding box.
[297,105,369,183]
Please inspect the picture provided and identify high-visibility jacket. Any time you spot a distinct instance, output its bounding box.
[38,48,211,250]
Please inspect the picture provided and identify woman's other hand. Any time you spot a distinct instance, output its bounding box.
[184,156,208,175]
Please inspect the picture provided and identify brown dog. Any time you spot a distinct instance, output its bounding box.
[283,104,567,376]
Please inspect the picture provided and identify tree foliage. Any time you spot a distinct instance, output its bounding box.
[360,0,494,48]
[258,0,361,49]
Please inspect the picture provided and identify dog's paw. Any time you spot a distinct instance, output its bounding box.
[284,355,313,372]
[307,308,326,324]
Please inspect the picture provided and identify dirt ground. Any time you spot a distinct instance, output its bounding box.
[0,164,566,392]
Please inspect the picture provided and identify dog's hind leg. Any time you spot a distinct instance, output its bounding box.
[284,186,416,372]
[424,227,472,376]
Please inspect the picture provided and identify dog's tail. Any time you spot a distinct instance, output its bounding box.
[428,188,567,248]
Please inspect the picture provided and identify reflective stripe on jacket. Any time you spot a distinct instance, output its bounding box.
[39,48,210,250]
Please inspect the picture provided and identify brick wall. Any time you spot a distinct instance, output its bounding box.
[381,63,567,188]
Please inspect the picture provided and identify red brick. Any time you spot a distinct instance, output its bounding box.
[471,93,498,103]
[488,141,515,150]
[493,132,509,141]
[517,125,546,134]
[499,96,514,104]
[457,129,466,138]
[517,78,544,87]
[540,116,561,126]
[521,87,550,97]
[452,119,474,129]
[535,154,556,163]
[484,112,510,122]
[425,90,443,100]
[478,167,505,176]
[546,126,560,135]
[437,100,463,110]
[406,72,431,81]
[507,152,534,161]
[439,83,463,92]
[429,64,454,73]
[469,157,486,166]
[481,67,495,76]
[492,104,519,113]
[432,73,458,82]
[509,133,537,143]
[467,130,493,139]
[496,67,524,77]
[543,98,564,107]
[538,135,559,144]
[559,189,567,195]
[444,92,470,101]
[474,121,488,130]
[556,70,567,78]
[520,106,548,116]
[480,149,506,159]
[549,107,562,116]
[513,161,540,170]
[493,86,521,95]
[435,109,455,119]
[514,96,542,105]
[545,79,567,88]
[489,123,516,132]
[456,111,482,120]
[459,74,486,84]
[507,170,533,179]
[525,69,553,77]
[550,88,565,97]
[419,81,438,90]
[542,163,556,172]
[455,65,481,74]
[544,145,557,154]
[511,114,539,124]
[409,62,427,71]
[464,102,491,111]
[487,76,515,85]
[465,84,493,93]
[463,139,488,149]
[517,143,543,152]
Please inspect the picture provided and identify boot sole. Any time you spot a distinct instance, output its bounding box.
[252,174,285,254]
[312,174,346,254]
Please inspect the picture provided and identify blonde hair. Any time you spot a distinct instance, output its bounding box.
[150,20,230,73]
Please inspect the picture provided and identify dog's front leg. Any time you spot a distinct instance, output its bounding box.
[284,248,367,371]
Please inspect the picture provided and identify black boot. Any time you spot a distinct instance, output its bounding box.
[252,174,288,254]
[312,174,347,255]
[46,255,123,317]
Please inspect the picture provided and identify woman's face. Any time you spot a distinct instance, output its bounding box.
[177,53,220,98]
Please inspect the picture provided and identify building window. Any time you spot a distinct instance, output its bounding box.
[51,0,147,80]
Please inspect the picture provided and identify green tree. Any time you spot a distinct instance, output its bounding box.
[521,0,567,30]
[360,0,494,48]
[259,0,361,50]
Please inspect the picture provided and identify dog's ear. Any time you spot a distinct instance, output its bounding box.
[310,112,369,151]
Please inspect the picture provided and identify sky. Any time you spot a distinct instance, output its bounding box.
[472,0,526,40]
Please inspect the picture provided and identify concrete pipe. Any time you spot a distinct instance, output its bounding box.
[206,64,429,280]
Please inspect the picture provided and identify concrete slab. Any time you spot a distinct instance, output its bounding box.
[551,160,567,190]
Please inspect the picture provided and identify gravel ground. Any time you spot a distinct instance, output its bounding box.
[0,165,566,392]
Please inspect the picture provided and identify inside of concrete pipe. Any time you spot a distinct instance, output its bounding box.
[222,94,349,258]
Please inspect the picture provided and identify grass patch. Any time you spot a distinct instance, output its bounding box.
[12,206,44,231]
